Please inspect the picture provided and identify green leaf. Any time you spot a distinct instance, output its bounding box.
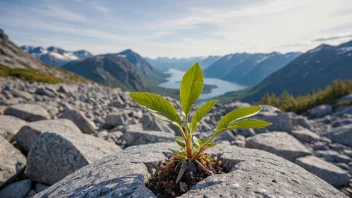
[176,137,186,148]
[190,100,218,132]
[216,106,262,132]
[205,143,217,148]
[129,92,181,124]
[170,149,180,155]
[229,119,271,129]
[180,62,204,115]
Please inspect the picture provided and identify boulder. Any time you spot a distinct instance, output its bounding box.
[4,104,50,122]
[337,94,352,103]
[308,104,333,118]
[26,131,122,185]
[295,155,349,187]
[0,136,26,187]
[13,119,82,154]
[245,132,311,161]
[59,109,97,134]
[0,179,32,198]
[253,112,292,133]
[291,128,321,143]
[0,115,27,140]
[34,143,347,198]
[124,130,175,146]
[109,97,125,108]
[322,125,352,147]
[105,112,129,127]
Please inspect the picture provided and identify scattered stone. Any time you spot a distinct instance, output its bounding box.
[245,132,311,161]
[105,112,129,127]
[4,104,50,122]
[35,183,49,193]
[0,115,27,140]
[253,112,292,133]
[124,130,175,146]
[308,104,333,118]
[35,87,57,97]
[291,128,321,143]
[10,89,33,101]
[295,155,349,187]
[0,136,26,187]
[0,179,32,198]
[315,150,351,163]
[322,125,352,147]
[26,131,122,185]
[60,109,97,134]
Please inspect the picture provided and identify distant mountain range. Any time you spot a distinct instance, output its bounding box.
[145,56,221,71]
[219,40,352,102]
[21,46,93,67]
[62,49,172,94]
[204,52,301,86]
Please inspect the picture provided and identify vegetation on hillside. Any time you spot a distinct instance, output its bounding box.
[258,80,352,113]
[0,64,63,84]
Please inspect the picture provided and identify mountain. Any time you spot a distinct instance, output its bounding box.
[223,40,352,102]
[145,56,221,71]
[62,49,170,93]
[0,29,88,83]
[21,45,93,67]
[112,49,167,85]
[204,52,301,86]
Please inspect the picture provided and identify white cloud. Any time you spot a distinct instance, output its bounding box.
[32,4,89,22]
[95,5,110,13]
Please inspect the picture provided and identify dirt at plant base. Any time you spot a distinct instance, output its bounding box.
[146,154,226,197]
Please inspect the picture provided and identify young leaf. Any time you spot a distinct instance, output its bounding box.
[216,106,262,132]
[130,92,181,124]
[176,137,186,148]
[170,149,180,155]
[229,119,271,129]
[190,100,218,132]
[180,62,204,115]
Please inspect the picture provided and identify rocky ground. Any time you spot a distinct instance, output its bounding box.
[0,77,351,197]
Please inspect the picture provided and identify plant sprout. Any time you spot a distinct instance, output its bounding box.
[130,62,271,180]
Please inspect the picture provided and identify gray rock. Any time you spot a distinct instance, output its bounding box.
[333,106,352,116]
[296,155,349,187]
[35,183,49,193]
[332,118,352,128]
[315,150,351,163]
[337,94,352,103]
[60,109,96,134]
[0,136,26,187]
[5,104,50,122]
[26,131,122,185]
[35,87,57,97]
[322,125,352,147]
[291,128,321,143]
[259,104,281,113]
[308,104,333,118]
[253,112,292,133]
[124,130,175,146]
[0,115,27,140]
[245,132,311,161]
[35,143,347,198]
[109,97,125,108]
[105,112,129,126]
[0,179,32,198]
[13,119,82,154]
[10,89,33,101]
[141,114,174,133]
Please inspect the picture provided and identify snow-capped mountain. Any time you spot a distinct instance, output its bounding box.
[145,56,221,71]
[21,46,93,67]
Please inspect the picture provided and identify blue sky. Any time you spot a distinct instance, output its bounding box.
[0,0,352,58]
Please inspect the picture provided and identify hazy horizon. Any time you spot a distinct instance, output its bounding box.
[1,0,351,58]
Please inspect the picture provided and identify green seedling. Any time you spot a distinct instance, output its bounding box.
[130,62,271,179]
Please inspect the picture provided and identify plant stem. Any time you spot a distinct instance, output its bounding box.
[194,159,214,176]
[185,115,193,159]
